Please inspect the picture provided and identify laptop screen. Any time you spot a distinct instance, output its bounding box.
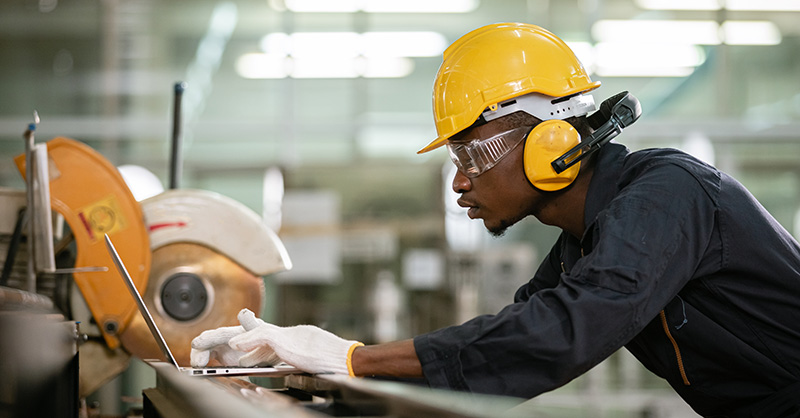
[104,233,180,368]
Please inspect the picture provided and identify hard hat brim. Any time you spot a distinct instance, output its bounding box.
[417,136,449,154]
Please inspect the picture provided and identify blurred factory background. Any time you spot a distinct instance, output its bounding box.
[1,0,799,417]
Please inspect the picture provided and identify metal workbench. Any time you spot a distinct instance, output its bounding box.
[142,361,535,418]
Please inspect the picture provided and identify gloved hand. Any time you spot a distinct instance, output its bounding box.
[190,309,280,367]
[229,309,364,376]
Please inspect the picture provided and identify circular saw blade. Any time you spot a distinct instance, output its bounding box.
[120,242,264,366]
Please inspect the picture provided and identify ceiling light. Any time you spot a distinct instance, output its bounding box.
[260,31,448,57]
[593,19,782,46]
[362,32,447,57]
[289,57,359,78]
[359,57,414,78]
[260,33,290,55]
[290,57,414,78]
[236,54,414,79]
[593,20,721,45]
[636,0,800,11]
[635,0,721,10]
[289,32,362,57]
[594,42,706,77]
[236,53,288,79]
[284,0,359,12]
[283,0,479,13]
[721,21,782,45]
[726,0,800,11]
[362,0,478,13]
[247,31,441,79]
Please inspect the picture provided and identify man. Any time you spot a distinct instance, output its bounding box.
[192,23,800,416]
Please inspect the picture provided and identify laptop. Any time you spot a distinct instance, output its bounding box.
[104,233,299,377]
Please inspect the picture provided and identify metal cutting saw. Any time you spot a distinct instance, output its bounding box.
[5,135,291,397]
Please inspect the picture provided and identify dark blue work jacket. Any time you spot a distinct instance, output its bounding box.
[414,143,800,417]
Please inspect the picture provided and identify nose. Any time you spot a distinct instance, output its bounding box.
[452,168,472,194]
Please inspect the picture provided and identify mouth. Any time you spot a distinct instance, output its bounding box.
[457,198,479,219]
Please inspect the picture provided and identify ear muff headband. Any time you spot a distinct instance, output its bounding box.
[551,91,642,174]
[523,91,642,192]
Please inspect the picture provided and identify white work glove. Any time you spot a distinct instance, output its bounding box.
[228,308,364,376]
[190,309,280,367]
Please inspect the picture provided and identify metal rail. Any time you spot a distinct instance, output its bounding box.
[143,362,532,418]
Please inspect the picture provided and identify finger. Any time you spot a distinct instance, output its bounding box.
[238,309,265,331]
[239,346,280,367]
[215,346,246,367]
[190,348,210,367]
[191,326,242,349]
[191,325,244,349]
[228,324,280,352]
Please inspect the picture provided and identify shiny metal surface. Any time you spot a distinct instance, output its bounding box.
[144,361,310,418]
[121,242,264,366]
[143,361,536,418]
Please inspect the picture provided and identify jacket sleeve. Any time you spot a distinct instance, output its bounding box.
[413,163,718,398]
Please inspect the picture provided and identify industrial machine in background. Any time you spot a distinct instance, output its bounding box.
[0,126,539,418]
[1,112,292,414]
[122,188,291,367]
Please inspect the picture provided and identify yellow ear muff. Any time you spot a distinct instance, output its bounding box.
[523,120,581,191]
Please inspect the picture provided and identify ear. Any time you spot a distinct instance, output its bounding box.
[523,120,581,191]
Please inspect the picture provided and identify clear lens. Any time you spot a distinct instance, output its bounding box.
[447,126,530,178]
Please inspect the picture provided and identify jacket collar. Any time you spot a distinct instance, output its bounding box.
[583,142,630,231]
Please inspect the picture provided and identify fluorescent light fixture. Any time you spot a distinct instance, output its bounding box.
[260,33,290,55]
[359,57,414,78]
[637,0,800,11]
[260,31,448,57]
[236,53,288,78]
[636,0,721,10]
[284,0,479,13]
[592,20,721,45]
[236,54,414,78]
[285,0,359,12]
[247,31,437,78]
[362,32,447,57]
[291,56,414,78]
[726,0,800,10]
[362,0,479,13]
[722,21,781,45]
[593,19,782,46]
[289,57,359,78]
[594,42,706,77]
[289,32,361,57]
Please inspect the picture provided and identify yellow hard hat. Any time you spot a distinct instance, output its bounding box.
[418,22,600,154]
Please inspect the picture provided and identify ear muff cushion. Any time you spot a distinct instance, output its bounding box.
[523,120,581,191]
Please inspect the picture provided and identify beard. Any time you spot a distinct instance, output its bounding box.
[487,216,520,237]
[489,228,508,237]
[486,200,542,237]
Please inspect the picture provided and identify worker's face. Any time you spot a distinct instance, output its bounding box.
[450,121,544,236]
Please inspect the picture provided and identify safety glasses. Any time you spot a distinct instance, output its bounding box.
[447,126,531,178]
